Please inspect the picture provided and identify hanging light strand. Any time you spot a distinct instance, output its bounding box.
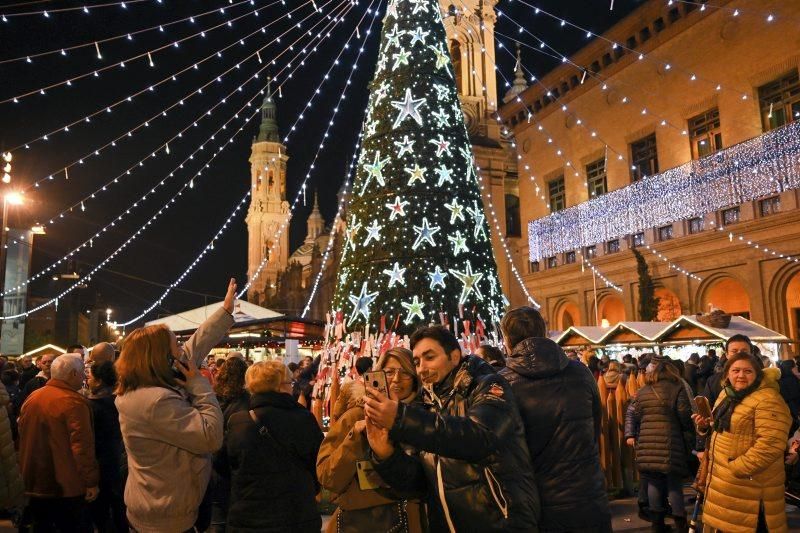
[2,0,161,19]
[643,245,702,281]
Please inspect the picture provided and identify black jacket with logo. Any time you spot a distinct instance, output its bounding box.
[500,338,611,532]
[374,355,540,532]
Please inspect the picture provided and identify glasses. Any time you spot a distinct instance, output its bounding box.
[384,368,413,380]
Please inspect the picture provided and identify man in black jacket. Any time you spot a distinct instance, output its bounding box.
[498,306,612,533]
[364,326,539,532]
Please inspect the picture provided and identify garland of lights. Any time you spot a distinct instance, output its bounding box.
[581,254,623,293]
[643,245,702,281]
[0,0,262,64]
[1,0,362,297]
[114,191,251,326]
[1,0,166,19]
[528,121,800,261]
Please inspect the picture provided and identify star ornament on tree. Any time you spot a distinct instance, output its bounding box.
[391,88,426,129]
[347,282,379,326]
[361,151,391,192]
[393,135,415,158]
[428,44,450,71]
[448,230,469,256]
[466,200,488,241]
[363,220,383,246]
[345,216,362,251]
[409,27,430,47]
[385,196,409,220]
[450,261,485,305]
[401,295,426,324]
[427,266,448,289]
[431,109,450,128]
[444,197,465,223]
[412,218,440,250]
[382,262,407,288]
[392,49,411,71]
[385,27,403,49]
[385,0,399,19]
[409,0,429,14]
[434,164,453,186]
[429,134,452,157]
[404,163,427,185]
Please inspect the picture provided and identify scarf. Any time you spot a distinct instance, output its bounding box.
[711,374,763,433]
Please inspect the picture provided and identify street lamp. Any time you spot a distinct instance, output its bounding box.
[0,191,24,299]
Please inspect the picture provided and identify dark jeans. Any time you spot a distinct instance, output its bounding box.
[642,472,685,517]
[26,496,90,533]
[89,480,127,533]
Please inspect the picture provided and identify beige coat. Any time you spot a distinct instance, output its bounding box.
[116,307,234,533]
[0,385,23,508]
[317,383,425,533]
[703,368,791,533]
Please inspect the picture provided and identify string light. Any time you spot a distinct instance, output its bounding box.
[1,0,160,19]
[0,0,264,65]
[527,120,800,261]
[1,0,314,105]
[0,1,363,296]
[20,0,350,193]
[114,191,251,327]
[711,222,800,264]
[239,0,383,298]
[582,255,623,293]
[643,245,702,281]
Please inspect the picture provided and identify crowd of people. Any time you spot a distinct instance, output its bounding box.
[0,278,798,532]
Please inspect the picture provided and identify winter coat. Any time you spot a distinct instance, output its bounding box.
[703,372,724,407]
[115,307,233,533]
[17,365,37,388]
[21,375,46,402]
[0,385,23,508]
[374,355,540,532]
[499,338,611,532]
[597,365,630,491]
[226,391,323,532]
[778,361,800,423]
[87,387,125,492]
[18,379,100,498]
[317,382,426,533]
[684,362,699,394]
[703,368,791,533]
[626,379,692,476]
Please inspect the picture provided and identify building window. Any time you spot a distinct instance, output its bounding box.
[547,256,557,269]
[504,194,521,237]
[586,158,607,197]
[688,217,704,234]
[722,206,740,225]
[658,225,673,241]
[607,239,620,253]
[630,133,659,182]
[689,108,723,159]
[758,70,800,132]
[585,245,597,258]
[565,251,576,264]
[759,196,780,217]
[450,40,463,95]
[632,232,645,248]
[529,261,540,273]
[548,176,566,213]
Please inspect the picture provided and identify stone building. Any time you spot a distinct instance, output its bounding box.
[245,0,523,319]
[497,0,800,341]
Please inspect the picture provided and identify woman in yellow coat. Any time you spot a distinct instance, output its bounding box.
[694,352,791,533]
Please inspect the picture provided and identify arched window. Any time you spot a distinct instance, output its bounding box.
[450,40,463,94]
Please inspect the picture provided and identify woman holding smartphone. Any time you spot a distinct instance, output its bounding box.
[115,279,237,533]
[316,347,426,533]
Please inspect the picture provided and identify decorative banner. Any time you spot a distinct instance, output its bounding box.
[528,121,800,261]
[1,230,34,354]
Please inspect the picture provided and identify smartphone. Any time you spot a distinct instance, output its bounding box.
[364,370,388,397]
[167,353,185,380]
[694,396,712,419]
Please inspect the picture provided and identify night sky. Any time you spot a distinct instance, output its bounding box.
[0,0,642,327]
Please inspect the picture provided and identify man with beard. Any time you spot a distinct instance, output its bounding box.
[363,326,539,532]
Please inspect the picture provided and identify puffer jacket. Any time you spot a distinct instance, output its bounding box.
[703,367,791,533]
[0,385,23,508]
[116,307,233,533]
[374,355,540,532]
[499,338,611,532]
[317,382,426,533]
[626,379,692,476]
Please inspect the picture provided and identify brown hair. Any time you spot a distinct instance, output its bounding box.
[376,347,419,398]
[644,360,683,385]
[722,351,762,385]
[115,324,176,395]
[214,356,247,399]
[500,306,547,349]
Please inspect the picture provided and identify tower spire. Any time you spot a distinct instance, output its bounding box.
[503,43,529,103]
[257,79,280,142]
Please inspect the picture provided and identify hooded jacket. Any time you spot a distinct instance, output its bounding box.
[702,367,791,533]
[374,355,539,532]
[500,338,611,532]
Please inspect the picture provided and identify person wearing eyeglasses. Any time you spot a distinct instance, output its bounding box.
[317,348,426,532]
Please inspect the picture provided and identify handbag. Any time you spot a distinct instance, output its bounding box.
[337,500,410,533]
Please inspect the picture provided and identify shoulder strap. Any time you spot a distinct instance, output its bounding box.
[248,409,294,457]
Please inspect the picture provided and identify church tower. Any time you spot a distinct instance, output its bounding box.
[246,87,290,305]
[304,192,325,245]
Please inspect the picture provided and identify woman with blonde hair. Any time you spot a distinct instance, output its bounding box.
[115,279,237,533]
[694,352,791,533]
[317,347,426,532]
[225,360,323,532]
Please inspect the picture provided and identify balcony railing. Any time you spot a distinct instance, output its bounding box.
[528,121,800,262]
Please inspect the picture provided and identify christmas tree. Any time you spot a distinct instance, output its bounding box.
[330,0,506,333]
